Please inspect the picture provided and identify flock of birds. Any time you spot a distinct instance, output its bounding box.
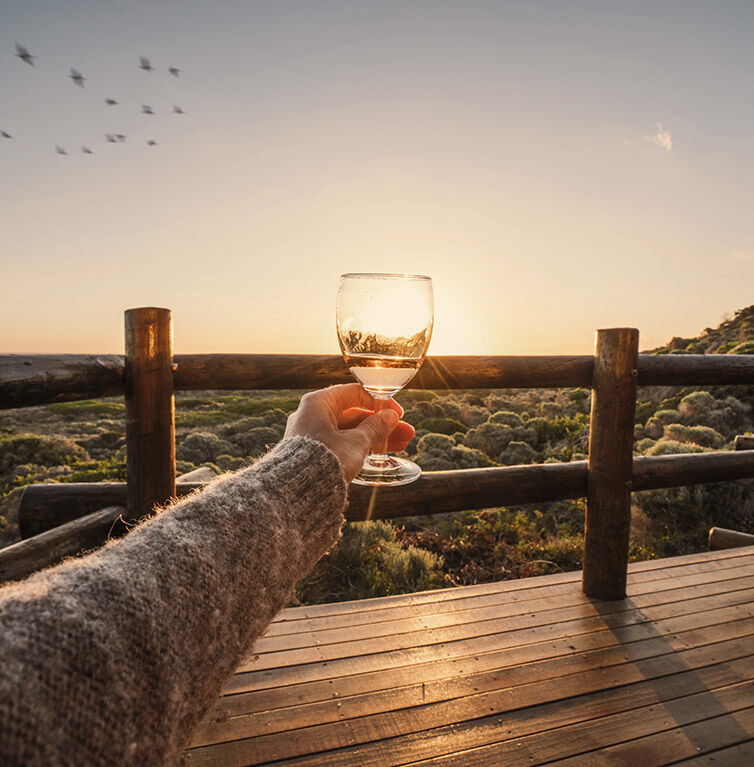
[3,44,185,155]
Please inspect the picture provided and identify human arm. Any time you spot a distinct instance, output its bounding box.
[0,385,412,767]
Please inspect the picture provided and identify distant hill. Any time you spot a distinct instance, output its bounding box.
[648,305,754,355]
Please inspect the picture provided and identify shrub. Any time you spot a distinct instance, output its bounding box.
[177,432,238,464]
[416,417,467,435]
[0,434,88,483]
[222,417,267,436]
[568,389,590,413]
[232,427,281,457]
[488,411,524,428]
[499,441,536,465]
[635,401,657,425]
[677,391,717,422]
[415,433,492,470]
[663,424,725,449]
[645,439,706,456]
[463,422,514,458]
[402,401,446,427]
[296,520,448,603]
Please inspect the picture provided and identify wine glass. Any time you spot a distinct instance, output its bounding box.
[336,273,434,486]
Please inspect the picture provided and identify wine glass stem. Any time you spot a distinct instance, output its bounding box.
[369,395,391,463]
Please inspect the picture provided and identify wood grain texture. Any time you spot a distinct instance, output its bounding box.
[0,354,124,409]
[124,307,176,522]
[638,353,754,386]
[0,506,125,583]
[1,352,752,409]
[17,451,754,541]
[583,328,639,600]
[184,551,754,767]
[172,354,596,390]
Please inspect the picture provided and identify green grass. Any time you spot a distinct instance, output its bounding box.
[46,400,125,418]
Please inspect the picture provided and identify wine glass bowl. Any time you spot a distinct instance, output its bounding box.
[337,273,434,486]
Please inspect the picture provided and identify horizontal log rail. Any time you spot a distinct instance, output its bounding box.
[0,507,126,583]
[708,526,754,551]
[17,451,754,539]
[3,352,754,410]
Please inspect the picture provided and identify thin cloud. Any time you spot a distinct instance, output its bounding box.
[644,122,673,151]
[732,250,752,261]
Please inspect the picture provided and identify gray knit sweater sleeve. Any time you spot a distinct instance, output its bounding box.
[0,436,347,767]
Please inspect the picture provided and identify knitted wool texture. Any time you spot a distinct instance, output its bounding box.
[0,437,347,767]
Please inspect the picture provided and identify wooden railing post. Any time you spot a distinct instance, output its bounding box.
[125,308,175,522]
[583,328,639,599]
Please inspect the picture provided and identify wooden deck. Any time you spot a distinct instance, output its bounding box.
[186,547,754,766]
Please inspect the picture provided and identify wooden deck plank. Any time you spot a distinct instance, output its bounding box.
[185,549,754,767]
[192,618,754,747]
[240,583,754,673]
[670,740,754,765]
[210,614,754,723]
[537,705,754,766]
[267,549,754,632]
[228,594,754,694]
[188,655,754,766]
[251,565,754,655]
[404,682,754,767]
[219,573,754,705]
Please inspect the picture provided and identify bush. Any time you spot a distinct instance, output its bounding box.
[416,417,467,435]
[663,424,725,449]
[0,434,88,484]
[177,432,238,464]
[297,520,448,603]
[231,426,281,457]
[488,411,524,428]
[499,441,536,465]
[645,439,706,456]
[463,422,514,459]
[415,433,492,470]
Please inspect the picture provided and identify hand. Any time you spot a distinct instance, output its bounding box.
[284,384,415,482]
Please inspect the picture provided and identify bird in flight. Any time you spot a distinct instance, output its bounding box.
[105,134,117,142]
[147,139,158,146]
[141,105,154,115]
[1,130,12,139]
[116,134,127,142]
[168,66,180,77]
[139,56,152,72]
[15,43,35,66]
[55,146,68,155]
[173,105,184,114]
[69,68,86,87]
[104,98,119,106]
[82,146,93,154]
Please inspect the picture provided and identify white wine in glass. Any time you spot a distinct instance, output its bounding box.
[336,273,434,486]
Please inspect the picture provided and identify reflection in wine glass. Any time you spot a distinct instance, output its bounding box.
[337,273,434,486]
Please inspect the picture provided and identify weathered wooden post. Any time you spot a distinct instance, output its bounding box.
[125,307,175,522]
[582,328,639,599]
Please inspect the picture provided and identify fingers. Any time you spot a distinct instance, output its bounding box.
[337,402,404,429]
[387,421,415,451]
[352,410,399,454]
[309,383,375,414]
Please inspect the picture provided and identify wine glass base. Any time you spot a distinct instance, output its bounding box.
[352,456,422,486]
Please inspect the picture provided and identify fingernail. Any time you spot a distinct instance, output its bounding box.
[379,410,399,429]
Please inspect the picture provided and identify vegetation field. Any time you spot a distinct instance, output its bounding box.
[1,306,753,604]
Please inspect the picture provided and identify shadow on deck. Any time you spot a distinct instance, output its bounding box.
[186,547,754,766]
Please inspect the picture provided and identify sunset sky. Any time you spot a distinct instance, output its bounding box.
[1,1,753,356]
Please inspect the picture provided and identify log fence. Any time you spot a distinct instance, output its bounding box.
[2,307,754,597]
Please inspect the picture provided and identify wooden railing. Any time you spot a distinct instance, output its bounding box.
[2,307,754,599]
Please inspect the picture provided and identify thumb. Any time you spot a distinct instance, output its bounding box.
[354,409,399,452]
